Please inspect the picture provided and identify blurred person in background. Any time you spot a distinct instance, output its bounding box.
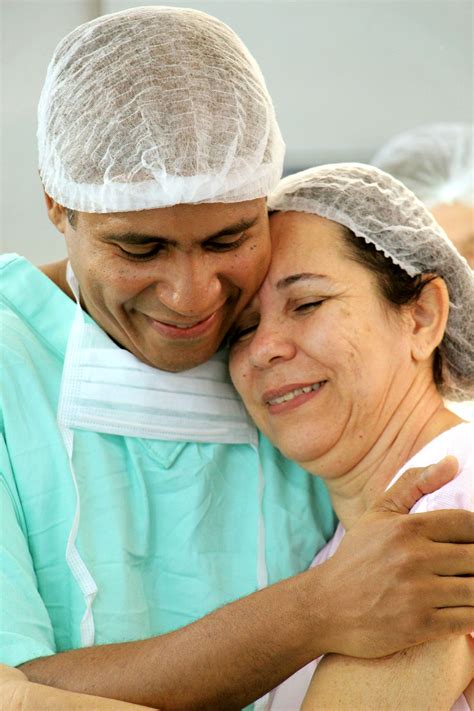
[373,123,474,421]
[372,123,474,268]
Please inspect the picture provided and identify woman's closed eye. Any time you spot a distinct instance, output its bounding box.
[293,298,325,313]
[229,320,260,345]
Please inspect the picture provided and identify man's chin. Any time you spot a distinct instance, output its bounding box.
[143,341,222,373]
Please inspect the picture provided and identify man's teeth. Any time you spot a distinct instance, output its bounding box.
[268,382,323,405]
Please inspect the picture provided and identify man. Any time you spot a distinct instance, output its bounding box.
[1,7,473,710]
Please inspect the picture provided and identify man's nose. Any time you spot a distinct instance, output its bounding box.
[156,255,223,315]
[248,320,296,370]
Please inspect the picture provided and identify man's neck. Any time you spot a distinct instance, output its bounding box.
[309,382,463,530]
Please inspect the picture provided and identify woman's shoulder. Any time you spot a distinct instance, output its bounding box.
[310,422,473,568]
[391,423,473,514]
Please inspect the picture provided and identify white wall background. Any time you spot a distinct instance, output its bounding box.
[1,0,472,264]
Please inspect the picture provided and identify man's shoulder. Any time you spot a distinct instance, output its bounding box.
[0,252,22,271]
[1,254,44,320]
[0,253,39,285]
[0,254,74,360]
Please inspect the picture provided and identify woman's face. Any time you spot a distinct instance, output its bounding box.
[229,211,417,475]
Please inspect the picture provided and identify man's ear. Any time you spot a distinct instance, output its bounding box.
[409,277,449,363]
[43,192,68,234]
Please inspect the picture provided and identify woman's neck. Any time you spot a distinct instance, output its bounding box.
[316,382,463,530]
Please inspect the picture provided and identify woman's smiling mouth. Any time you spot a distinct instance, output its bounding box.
[263,381,327,414]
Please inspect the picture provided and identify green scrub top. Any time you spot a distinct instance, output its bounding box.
[0,255,336,681]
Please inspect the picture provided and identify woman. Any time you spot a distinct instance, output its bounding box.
[229,164,474,710]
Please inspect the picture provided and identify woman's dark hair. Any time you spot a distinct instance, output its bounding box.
[340,226,442,387]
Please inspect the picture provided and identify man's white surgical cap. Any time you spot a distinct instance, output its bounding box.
[371,123,473,208]
[268,163,474,401]
[37,6,284,212]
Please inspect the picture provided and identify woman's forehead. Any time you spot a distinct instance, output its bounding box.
[268,211,347,272]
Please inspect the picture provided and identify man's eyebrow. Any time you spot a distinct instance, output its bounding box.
[276,273,330,290]
[100,217,260,246]
[101,233,168,245]
[204,216,259,241]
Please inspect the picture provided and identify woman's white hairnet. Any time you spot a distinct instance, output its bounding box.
[37,6,284,212]
[371,123,474,207]
[268,163,474,401]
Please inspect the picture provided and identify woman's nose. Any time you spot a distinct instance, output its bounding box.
[248,322,296,369]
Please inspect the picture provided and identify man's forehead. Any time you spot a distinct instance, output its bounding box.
[78,198,269,240]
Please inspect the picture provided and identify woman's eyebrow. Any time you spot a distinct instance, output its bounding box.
[276,273,330,290]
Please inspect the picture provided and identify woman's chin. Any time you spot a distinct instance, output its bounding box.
[271,431,344,477]
[276,440,324,470]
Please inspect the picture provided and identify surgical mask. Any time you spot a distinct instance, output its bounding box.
[57,264,265,648]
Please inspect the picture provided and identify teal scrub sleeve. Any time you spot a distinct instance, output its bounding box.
[0,434,56,667]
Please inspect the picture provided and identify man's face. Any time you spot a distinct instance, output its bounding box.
[56,199,271,371]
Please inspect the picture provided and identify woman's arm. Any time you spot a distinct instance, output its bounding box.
[302,634,473,711]
[0,664,157,711]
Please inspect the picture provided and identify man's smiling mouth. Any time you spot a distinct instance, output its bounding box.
[146,310,221,339]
